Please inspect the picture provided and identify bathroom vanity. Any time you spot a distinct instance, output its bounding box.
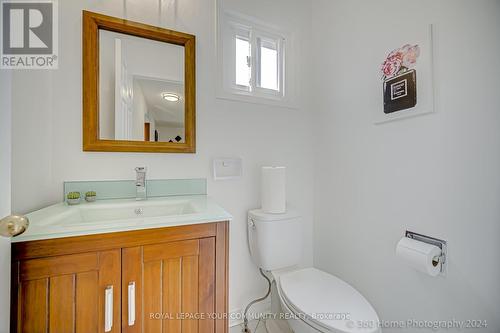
[10,196,231,333]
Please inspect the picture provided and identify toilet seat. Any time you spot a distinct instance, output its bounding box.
[276,268,380,333]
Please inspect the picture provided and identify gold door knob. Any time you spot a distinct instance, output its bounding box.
[0,215,29,237]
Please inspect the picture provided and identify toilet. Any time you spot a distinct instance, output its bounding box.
[248,209,381,333]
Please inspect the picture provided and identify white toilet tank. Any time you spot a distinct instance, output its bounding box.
[248,209,302,271]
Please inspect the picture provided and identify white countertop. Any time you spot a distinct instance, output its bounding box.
[13,195,232,243]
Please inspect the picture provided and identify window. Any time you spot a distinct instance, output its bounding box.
[235,36,251,88]
[219,10,290,103]
[257,37,279,91]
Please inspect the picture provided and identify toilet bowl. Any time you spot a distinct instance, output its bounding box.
[273,268,380,333]
[247,209,380,333]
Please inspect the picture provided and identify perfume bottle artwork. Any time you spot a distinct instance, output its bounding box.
[381,44,420,114]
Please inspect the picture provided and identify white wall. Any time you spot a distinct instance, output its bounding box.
[312,0,500,331]
[125,35,184,82]
[10,0,314,317]
[0,71,12,333]
[156,125,185,143]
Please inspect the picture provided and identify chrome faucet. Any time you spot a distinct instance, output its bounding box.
[135,167,147,200]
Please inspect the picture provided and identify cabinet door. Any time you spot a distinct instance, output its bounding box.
[12,250,121,333]
[122,238,216,333]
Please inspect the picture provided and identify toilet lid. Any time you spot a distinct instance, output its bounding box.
[279,268,380,333]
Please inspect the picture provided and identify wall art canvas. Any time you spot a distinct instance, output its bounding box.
[374,24,435,123]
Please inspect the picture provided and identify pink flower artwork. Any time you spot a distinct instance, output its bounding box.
[381,44,420,81]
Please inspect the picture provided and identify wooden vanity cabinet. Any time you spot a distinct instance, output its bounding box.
[12,250,121,333]
[11,222,229,333]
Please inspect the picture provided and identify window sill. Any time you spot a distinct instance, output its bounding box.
[216,88,298,109]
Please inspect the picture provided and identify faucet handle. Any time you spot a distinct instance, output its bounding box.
[135,167,147,173]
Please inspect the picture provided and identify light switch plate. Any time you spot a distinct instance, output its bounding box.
[213,158,242,180]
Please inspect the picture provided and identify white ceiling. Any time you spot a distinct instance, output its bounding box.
[134,77,185,126]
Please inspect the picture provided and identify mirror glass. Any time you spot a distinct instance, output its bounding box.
[99,30,185,143]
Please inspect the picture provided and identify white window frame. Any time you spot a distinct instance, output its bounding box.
[254,31,284,97]
[217,7,296,108]
[225,21,252,93]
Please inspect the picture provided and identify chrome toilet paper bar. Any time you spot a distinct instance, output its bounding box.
[405,230,447,275]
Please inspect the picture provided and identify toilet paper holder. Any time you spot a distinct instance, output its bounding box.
[405,230,447,275]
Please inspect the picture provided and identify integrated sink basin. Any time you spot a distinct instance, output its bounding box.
[81,200,197,222]
[47,199,197,226]
[13,195,232,242]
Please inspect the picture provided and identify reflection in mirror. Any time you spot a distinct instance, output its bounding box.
[99,30,185,143]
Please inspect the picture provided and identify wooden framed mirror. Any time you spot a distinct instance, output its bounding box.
[82,11,195,153]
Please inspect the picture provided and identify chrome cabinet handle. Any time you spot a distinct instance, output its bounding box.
[128,282,136,326]
[105,286,113,332]
[0,215,29,237]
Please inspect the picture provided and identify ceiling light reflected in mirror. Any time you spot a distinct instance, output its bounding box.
[162,92,180,102]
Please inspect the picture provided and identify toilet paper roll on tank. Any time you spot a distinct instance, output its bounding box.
[261,166,286,214]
